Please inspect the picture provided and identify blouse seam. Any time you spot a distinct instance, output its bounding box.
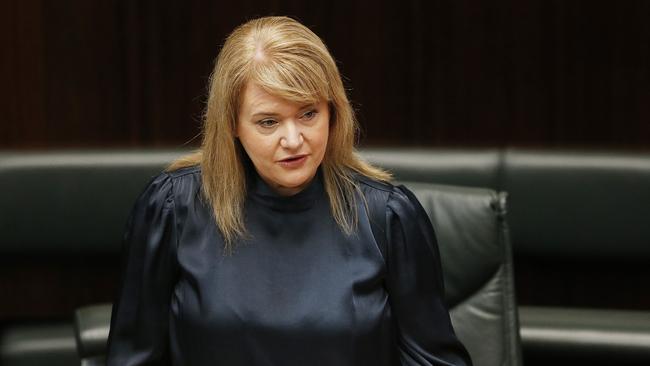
[166,172,182,356]
[358,178,394,278]
[384,191,393,279]
[167,165,201,179]
[357,178,394,194]
[167,173,180,254]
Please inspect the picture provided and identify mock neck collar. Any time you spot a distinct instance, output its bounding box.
[245,158,324,212]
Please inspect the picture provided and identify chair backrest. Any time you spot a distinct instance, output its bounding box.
[404,182,522,366]
[362,148,501,188]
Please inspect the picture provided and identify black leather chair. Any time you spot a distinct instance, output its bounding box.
[363,148,650,365]
[406,183,521,366]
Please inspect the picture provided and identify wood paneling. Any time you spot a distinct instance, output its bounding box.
[2,0,649,149]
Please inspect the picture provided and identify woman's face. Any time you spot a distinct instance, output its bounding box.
[237,82,330,196]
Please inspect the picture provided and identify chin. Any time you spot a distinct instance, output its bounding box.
[281,177,309,189]
[279,170,314,188]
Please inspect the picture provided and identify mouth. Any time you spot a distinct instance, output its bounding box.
[278,154,308,168]
[279,154,307,162]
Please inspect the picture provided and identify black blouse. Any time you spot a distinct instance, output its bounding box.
[106,163,472,366]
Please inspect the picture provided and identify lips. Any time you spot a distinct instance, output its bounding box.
[277,154,308,168]
[279,154,307,162]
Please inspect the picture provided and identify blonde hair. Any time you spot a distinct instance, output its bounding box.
[168,16,391,253]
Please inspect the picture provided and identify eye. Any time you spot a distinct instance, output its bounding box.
[257,119,278,128]
[301,109,318,121]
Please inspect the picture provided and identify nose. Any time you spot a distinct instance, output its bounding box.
[280,121,304,150]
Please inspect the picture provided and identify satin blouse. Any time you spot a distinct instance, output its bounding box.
[106,163,471,366]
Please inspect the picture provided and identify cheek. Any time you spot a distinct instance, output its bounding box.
[304,128,329,166]
[240,131,277,162]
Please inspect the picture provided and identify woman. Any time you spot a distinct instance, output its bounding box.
[107,16,472,366]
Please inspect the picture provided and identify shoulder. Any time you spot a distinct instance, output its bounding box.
[165,164,201,182]
[136,165,202,210]
[355,173,418,212]
[355,173,394,201]
[354,174,436,264]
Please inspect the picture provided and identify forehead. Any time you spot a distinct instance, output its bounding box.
[241,83,283,110]
[239,82,314,116]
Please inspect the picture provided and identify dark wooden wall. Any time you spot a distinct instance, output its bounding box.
[2,0,649,150]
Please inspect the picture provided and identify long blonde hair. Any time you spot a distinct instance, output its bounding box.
[168,16,391,252]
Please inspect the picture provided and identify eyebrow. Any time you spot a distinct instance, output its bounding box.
[250,104,317,119]
[251,111,280,119]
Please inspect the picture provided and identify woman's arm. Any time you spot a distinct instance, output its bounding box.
[106,173,179,366]
[385,185,472,366]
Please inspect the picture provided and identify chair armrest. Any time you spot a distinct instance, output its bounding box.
[73,303,112,359]
[519,306,650,360]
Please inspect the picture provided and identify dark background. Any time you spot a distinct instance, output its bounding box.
[1,2,649,364]
[2,0,649,150]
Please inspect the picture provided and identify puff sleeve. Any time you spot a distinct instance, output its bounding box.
[106,173,178,365]
[385,186,472,366]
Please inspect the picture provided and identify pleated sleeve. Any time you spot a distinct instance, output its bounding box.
[106,173,178,366]
[385,186,472,366]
